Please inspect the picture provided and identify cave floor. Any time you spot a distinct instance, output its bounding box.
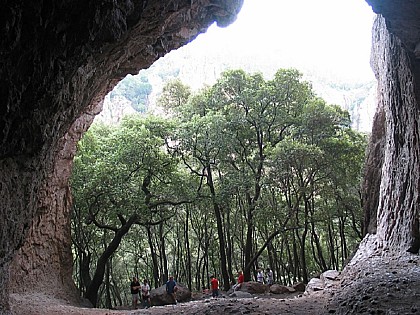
[10,250,420,315]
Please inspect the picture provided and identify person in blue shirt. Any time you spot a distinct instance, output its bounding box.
[166,275,178,304]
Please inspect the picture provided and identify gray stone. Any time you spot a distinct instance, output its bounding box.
[269,284,296,294]
[239,281,268,294]
[229,291,253,298]
[150,282,192,306]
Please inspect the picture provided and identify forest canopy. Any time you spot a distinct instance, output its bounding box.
[70,68,368,308]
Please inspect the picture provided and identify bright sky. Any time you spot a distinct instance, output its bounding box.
[186,0,376,82]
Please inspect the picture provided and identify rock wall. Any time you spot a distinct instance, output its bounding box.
[0,1,243,313]
[365,15,420,253]
[376,16,420,252]
[7,101,99,302]
[362,95,385,235]
[367,0,420,103]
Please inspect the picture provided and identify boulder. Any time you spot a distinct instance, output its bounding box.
[238,281,268,294]
[269,284,296,294]
[229,291,253,298]
[305,270,341,295]
[321,270,341,289]
[292,282,306,292]
[321,270,340,281]
[306,278,325,293]
[150,282,192,306]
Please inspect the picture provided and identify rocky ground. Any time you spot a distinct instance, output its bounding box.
[9,236,420,315]
[10,291,327,315]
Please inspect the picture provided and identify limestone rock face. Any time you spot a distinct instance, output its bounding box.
[367,1,420,57]
[0,0,243,313]
[366,15,420,253]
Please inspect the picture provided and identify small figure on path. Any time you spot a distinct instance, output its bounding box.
[256,268,265,283]
[233,270,244,291]
[202,286,210,295]
[210,275,219,298]
[141,278,151,308]
[266,267,274,285]
[130,276,141,309]
[166,275,178,304]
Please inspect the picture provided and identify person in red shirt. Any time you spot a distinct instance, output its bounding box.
[210,275,219,298]
[233,270,244,291]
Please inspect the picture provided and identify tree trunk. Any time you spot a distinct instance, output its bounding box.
[225,210,234,284]
[298,220,309,284]
[185,206,192,290]
[160,222,169,284]
[310,220,327,271]
[327,222,337,270]
[85,215,137,307]
[104,260,112,309]
[243,204,254,281]
[146,226,160,288]
[206,164,230,290]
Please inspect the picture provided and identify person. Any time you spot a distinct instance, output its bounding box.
[166,275,178,304]
[233,270,244,291]
[266,267,274,285]
[141,278,151,308]
[130,276,141,309]
[256,268,265,283]
[210,275,219,298]
[202,286,210,295]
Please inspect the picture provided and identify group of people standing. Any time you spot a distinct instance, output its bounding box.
[130,275,178,309]
[130,277,151,309]
[210,267,274,298]
[208,270,244,298]
[130,268,274,308]
[257,267,274,285]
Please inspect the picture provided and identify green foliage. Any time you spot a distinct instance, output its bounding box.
[110,74,152,112]
[157,79,191,114]
[71,68,368,307]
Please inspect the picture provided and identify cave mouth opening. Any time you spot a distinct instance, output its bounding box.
[4,0,420,314]
[1,0,381,313]
[67,0,377,309]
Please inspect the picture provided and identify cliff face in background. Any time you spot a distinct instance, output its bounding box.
[0,1,243,313]
[98,35,377,132]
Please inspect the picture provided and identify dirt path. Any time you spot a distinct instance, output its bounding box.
[10,291,329,315]
[9,238,420,315]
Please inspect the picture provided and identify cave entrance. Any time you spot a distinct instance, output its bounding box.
[3,0,379,313]
[69,0,377,309]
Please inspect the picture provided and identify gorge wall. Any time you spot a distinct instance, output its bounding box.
[1,0,420,314]
[363,2,420,253]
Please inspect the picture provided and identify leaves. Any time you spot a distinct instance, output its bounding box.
[71,68,367,307]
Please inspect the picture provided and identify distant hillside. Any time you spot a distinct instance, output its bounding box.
[98,39,376,132]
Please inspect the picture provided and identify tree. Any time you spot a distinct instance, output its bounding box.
[158,78,191,114]
[167,86,233,290]
[209,69,314,281]
[71,116,189,307]
[267,98,366,280]
[110,74,153,112]
[71,68,367,306]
